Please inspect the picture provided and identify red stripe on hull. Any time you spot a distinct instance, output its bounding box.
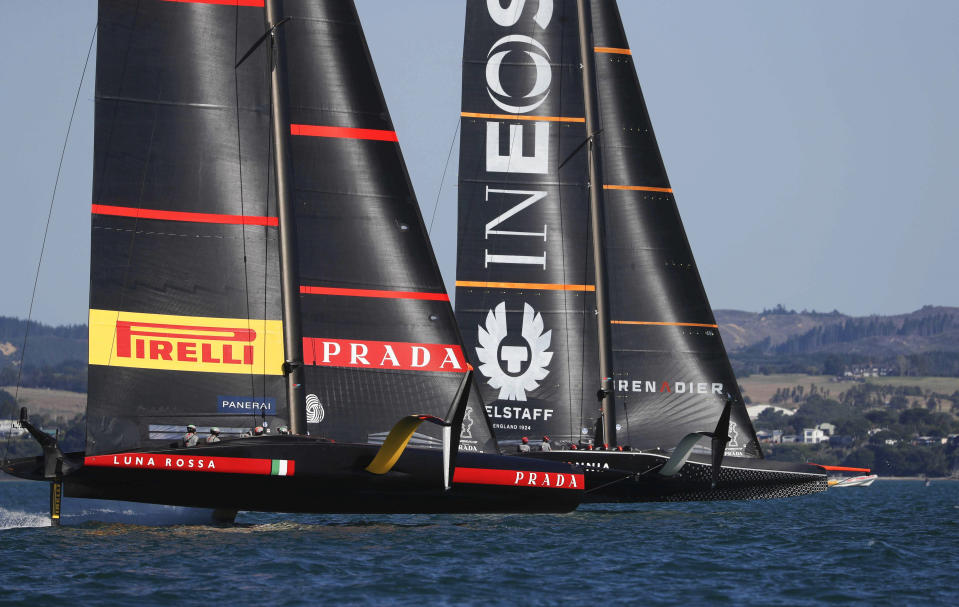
[290,124,398,142]
[92,204,278,226]
[453,467,583,490]
[299,286,449,301]
[84,453,290,475]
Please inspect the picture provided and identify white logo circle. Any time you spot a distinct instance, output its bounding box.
[475,301,552,401]
[306,393,325,424]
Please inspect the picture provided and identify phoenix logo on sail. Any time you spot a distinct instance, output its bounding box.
[476,302,552,400]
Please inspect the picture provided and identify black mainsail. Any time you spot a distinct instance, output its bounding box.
[88,0,286,454]
[590,2,760,457]
[456,0,599,450]
[278,1,495,452]
[455,0,825,500]
[4,0,584,517]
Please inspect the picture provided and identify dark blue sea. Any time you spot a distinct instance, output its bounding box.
[1,479,957,606]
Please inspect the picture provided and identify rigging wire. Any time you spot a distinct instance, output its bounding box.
[233,4,259,421]
[3,23,97,464]
[553,3,578,446]
[427,118,460,236]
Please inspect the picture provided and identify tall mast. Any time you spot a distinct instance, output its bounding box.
[265,0,306,435]
[576,0,616,447]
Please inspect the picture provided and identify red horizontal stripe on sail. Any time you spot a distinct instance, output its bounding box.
[299,286,449,301]
[163,0,264,6]
[290,124,398,142]
[92,204,278,226]
[302,338,467,373]
[453,467,583,490]
[84,453,285,475]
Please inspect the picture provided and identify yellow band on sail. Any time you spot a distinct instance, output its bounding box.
[88,309,285,375]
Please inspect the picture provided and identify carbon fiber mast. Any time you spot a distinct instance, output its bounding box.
[576,0,615,448]
[264,0,306,435]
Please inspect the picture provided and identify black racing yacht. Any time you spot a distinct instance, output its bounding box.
[453,0,827,501]
[3,0,584,522]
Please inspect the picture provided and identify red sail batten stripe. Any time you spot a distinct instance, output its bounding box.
[92,204,278,227]
[290,124,398,142]
[162,0,264,6]
[84,453,291,476]
[300,286,449,301]
[453,467,584,490]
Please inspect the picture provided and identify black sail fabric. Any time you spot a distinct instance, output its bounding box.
[88,0,287,455]
[589,1,761,457]
[274,1,495,453]
[455,0,599,449]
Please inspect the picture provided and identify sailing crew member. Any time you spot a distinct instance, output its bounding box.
[205,427,221,444]
[541,435,552,452]
[181,424,198,447]
[277,426,290,435]
[518,437,531,453]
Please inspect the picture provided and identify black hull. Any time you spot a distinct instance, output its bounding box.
[522,451,827,502]
[3,437,583,514]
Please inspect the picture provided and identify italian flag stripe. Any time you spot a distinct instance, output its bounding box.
[270,459,292,476]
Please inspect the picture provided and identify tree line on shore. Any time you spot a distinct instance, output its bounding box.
[753,382,959,476]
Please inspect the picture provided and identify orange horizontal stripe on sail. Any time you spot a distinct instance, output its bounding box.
[92,204,278,226]
[456,280,595,292]
[162,0,264,6]
[290,124,398,142]
[611,320,718,328]
[300,286,449,301]
[461,112,585,123]
[594,47,632,55]
[603,185,674,193]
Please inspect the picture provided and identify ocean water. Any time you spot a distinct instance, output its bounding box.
[0,480,957,606]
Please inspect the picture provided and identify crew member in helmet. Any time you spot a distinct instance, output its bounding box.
[181,424,198,447]
[518,436,531,453]
[541,435,552,452]
[253,426,264,436]
[277,426,290,435]
[205,427,221,444]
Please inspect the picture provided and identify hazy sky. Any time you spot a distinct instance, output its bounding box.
[2,1,957,326]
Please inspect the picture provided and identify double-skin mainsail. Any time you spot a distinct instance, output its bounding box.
[455,0,827,500]
[5,0,584,517]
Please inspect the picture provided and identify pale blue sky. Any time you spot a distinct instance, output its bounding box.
[2,1,957,326]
